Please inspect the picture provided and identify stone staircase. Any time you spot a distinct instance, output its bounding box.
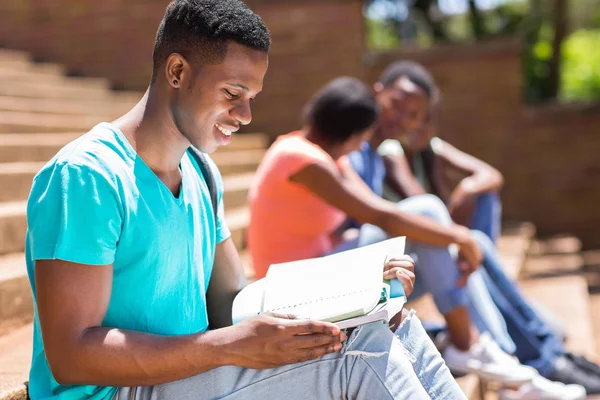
[1,48,599,400]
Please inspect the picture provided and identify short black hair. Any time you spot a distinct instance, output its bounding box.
[378,61,438,101]
[304,77,380,143]
[152,0,270,80]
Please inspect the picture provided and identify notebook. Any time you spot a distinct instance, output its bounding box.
[232,237,406,328]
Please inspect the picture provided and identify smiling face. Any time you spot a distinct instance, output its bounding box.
[168,41,269,153]
[374,76,430,143]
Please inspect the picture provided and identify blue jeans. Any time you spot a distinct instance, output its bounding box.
[471,230,566,377]
[115,314,466,399]
[471,192,502,244]
[390,194,565,377]
[332,194,517,353]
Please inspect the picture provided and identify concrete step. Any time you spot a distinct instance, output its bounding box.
[520,273,596,358]
[0,254,31,337]
[0,80,140,102]
[0,163,40,203]
[522,253,584,280]
[0,62,65,78]
[222,172,253,209]
[528,235,583,257]
[226,206,249,250]
[0,133,81,162]
[0,111,105,133]
[0,323,31,400]
[0,68,108,89]
[0,49,30,64]
[0,95,132,118]
[0,160,254,202]
[211,150,264,175]
[0,202,27,256]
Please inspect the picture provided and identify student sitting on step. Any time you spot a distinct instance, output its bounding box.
[378,99,503,244]
[247,76,546,392]
[23,2,469,399]
[347,59,600,397]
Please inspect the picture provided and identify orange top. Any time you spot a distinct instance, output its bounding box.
[248,131,348,279]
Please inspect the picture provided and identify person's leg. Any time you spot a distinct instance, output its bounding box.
[115,317,466,400]
[470,230,564,377]
[465,269,517,354]
[471,192,502,244]
[341,216,474,351]
[397,194,516,352]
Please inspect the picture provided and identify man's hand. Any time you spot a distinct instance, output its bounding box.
[223,313,347,369]
[452,224,483,286]
[383,255,415,298]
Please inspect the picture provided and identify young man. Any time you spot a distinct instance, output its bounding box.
[25,1,465,399]
[377,73,503,242]
[348,60,600,396]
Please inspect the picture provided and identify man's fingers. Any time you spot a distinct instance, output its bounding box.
[283,318,340,336]
[386,255,414,263]
[269,312,301,320]
[286,332,341,349]
[395,268,415,296]
[294,342,343,363]
[383,260,414,272]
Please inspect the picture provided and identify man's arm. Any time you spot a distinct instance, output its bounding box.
[35,259,345,387]
[206,238,247,329]
[437,140,504,195]
[382,153,427,199]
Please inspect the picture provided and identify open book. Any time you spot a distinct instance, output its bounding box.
[232,237,406,329]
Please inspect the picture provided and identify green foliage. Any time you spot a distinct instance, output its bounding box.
[523,17,556,103]
[365,18,400,50]
[560,29,600,101]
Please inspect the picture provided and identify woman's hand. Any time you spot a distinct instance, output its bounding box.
[383,255,415,298]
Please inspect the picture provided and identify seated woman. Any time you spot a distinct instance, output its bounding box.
[247,77,542,391]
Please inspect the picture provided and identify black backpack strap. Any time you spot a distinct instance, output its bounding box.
[187,146,218,219]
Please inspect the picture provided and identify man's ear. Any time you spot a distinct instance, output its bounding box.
[165,53,191,88]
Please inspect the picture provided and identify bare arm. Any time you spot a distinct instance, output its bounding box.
[206,238,247,329]
[35,259,226,386]
[35,258,344,387]
[290,161,465,248]
[437,140,504,194]
[382,153,427,199]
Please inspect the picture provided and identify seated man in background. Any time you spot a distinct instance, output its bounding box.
[376,68,503,243]
[348,59,600,396]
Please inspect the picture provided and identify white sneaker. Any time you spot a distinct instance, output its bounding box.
[443,332,537,385]
[498,374,587,399]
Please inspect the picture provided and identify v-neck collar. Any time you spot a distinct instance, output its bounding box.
[99,122,186,205]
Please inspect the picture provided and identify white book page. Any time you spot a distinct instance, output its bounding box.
[262,237,406,322]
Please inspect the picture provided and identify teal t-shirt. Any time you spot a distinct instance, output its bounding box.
[25,122,231,399]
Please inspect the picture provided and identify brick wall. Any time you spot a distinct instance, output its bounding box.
[0,1,599,247]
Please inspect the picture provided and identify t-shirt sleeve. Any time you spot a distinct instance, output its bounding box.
[378,139,405,157]
[276,140,332,180]
[27,163,123,266]
[207,158,231,244]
